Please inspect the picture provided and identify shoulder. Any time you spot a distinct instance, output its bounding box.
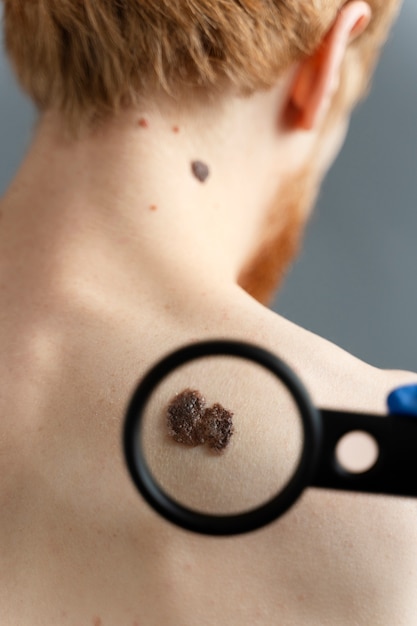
[220,290,417,416]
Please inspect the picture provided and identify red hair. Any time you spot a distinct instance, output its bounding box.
[2,0,401,140]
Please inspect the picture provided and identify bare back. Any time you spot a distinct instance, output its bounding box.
[1,256,417,626]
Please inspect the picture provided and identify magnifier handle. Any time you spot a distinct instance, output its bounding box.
[312,410,417,498]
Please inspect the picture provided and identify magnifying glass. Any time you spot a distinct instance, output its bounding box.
[123,340,417,536]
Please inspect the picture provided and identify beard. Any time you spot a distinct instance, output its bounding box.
[237,163,321,306]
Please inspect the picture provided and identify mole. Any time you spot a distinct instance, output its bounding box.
[138,117,149,128]
[203,403,234,452]
[167,389,206,447]
[166,389,234,452]
[191,160,210,183]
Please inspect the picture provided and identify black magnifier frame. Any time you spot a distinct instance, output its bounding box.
[123,340,322,536]
[123,340,417,536]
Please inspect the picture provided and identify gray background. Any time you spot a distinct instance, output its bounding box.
[275,0,417,372]
[1,2,416,372]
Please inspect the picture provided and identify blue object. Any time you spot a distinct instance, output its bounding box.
[387,384,417,416]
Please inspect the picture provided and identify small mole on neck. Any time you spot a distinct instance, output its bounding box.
[191,160,210,183]
[138,117,149,128]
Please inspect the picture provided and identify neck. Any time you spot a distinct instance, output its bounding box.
[0,83,300,305]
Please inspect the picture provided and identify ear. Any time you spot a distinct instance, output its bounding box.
[286,1,372,131]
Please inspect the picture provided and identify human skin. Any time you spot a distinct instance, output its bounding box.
[1,2,417,625]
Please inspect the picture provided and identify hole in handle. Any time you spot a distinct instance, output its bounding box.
[335,430,379,474]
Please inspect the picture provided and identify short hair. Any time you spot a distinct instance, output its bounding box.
[1,0,401,140]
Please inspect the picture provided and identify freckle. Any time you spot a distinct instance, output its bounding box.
[172,126,180,133]
[93,617,102,626]
[191,160,210,183]
[150,204,158,211]
[138,117,149,128]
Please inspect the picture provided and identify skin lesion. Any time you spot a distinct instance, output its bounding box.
[191,161,210,183]
[166,388,234,452]
[138,117,149,128]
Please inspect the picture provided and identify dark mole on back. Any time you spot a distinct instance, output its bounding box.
[191,160,210,183]
[167,389,233,453]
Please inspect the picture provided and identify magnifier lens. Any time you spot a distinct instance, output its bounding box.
[139,355,304,516]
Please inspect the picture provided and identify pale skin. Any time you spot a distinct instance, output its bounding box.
[1,2,417,624]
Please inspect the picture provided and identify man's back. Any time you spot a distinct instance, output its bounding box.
[2,244,417,626]
[0,0,412,620]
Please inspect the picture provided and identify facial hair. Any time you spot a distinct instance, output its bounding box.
[237,163,321,306]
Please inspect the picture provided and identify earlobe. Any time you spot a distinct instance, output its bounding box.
[285,1,372,131]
